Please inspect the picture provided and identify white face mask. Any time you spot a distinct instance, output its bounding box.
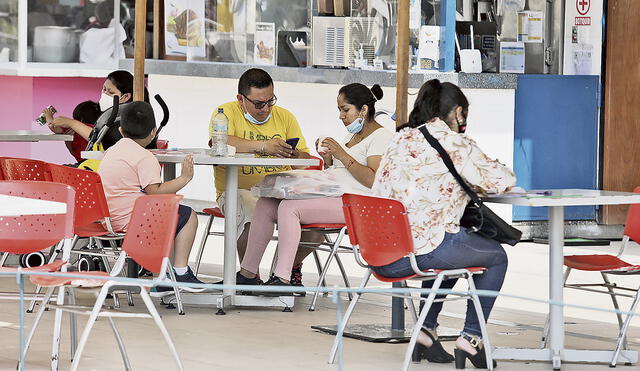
[99,93,114,112]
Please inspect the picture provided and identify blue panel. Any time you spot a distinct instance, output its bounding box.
[513,75,600,221]
[439,0,455,72]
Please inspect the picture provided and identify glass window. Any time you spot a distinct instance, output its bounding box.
[28,0,121,64]
[0,0,18,62]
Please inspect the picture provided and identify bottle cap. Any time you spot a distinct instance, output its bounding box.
[218,108,224,113]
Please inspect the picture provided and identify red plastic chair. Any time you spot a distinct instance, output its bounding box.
[0,180,74,274]
[0,158,52,181]
[24,194,185,371]
[328,194,493,371]
[542,186,640,367]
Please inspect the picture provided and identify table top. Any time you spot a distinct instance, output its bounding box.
[0,194,67,216]
[0,130,73,142]
[486,189,640,207]
[81,148,320,167]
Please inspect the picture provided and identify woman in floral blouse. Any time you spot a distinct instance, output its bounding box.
[372,79,516,369]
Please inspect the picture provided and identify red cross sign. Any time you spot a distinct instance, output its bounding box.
[577,0,590,15]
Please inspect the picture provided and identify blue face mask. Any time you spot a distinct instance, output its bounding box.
[346,117,364,134]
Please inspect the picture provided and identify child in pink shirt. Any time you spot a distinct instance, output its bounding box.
[98,101,204,293]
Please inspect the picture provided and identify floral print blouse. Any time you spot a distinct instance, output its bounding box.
[372,120,516,253]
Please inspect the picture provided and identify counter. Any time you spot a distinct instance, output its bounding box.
[118,59,518,90]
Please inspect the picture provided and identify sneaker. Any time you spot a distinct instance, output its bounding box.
[174,267,207,293]
[150,278,176,297]
[261,275,294,297]
[235,271,262,295]
[289,263,306,297]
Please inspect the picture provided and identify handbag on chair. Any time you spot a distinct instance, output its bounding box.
[418,126,521,246]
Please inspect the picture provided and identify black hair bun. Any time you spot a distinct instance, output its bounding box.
[371,84,383,101]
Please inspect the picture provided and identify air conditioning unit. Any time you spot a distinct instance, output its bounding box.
[313,16,385,69]
[312,16,350,68]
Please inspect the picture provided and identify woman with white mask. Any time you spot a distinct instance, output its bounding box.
[235,83,394,293]
[44,70,150,151]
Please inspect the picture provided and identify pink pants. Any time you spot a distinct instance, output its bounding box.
[240,197,345,280]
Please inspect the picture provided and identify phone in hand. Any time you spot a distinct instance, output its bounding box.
[285,137,299,150]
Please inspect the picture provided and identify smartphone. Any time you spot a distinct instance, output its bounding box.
[285,137,299,150]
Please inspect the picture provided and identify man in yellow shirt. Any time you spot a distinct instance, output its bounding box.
[210,68,320,291]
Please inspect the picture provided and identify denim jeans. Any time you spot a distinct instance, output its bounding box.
[371,227,508,337]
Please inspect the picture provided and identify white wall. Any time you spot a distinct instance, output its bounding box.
[147,74,515,276]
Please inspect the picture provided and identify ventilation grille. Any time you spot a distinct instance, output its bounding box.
[325,27,346,65]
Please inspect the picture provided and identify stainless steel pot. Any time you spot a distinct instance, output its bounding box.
[33,26,79,63]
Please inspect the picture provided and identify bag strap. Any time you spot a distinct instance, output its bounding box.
[418,125,482,206]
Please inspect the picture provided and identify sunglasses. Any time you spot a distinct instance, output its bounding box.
[242,94,277,109]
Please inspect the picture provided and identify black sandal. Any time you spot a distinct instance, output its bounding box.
[454,333,497,369]
[411,328,455,364]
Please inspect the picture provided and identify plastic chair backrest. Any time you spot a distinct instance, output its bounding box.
[121,194,182,274]
[341,193,415,266]
[623,186,640,244]
[156,139,169,149]
[0,181,75,254]
[47,163,111,227]
[0,158,51,181]
[304,155,324,171]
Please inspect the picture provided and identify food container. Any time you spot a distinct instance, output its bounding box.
[33,26,79,63]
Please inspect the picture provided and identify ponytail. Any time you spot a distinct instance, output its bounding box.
[398,79,468,131]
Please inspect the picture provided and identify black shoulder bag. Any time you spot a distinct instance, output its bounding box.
[418,126,522,246]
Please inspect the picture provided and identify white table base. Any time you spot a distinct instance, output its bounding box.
[491,205,638,369]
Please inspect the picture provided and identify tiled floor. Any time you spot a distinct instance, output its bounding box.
[0,241,638,370]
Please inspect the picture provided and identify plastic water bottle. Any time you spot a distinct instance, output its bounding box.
[210,108,228,156]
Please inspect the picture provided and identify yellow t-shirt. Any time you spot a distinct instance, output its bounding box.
[211,101,309,198]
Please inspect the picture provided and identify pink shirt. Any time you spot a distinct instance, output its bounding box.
[98,138,162,231]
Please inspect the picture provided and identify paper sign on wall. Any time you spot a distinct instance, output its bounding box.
[500,41,525,73]
[254,22,275,65]
[164,0,205,57]
[517,11,544,43]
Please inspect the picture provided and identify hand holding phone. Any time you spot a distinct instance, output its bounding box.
[285,137,299,150]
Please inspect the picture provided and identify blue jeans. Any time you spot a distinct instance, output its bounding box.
[371,227,508,337]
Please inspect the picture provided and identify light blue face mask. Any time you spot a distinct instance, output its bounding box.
[346,117,364,134]
[244,111,271,125]
[242,100,271,125]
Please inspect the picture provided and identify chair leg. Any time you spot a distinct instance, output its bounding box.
[402,275,443,371]
[194,215,214,276]
[328,270,371,364]
[402,281,419,323]
[167,263,185,315]
[68,288,78,360]
[610,290,640,367]
[22,286,56,361]
[0,252,8,267]
[310,238,342,311]
[107,316,132,371]
[334,254,353,301]
[311,250,327,289]
[70,285,111,371]
[27,239,70,313]
[601,272,628,350]
[139,287,185,370]
[542,267,572,348]
[467,274,494,371]
[95,238,121,308]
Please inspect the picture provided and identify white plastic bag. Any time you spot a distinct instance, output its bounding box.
[79,19,126,64]
[252,169,345,199]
